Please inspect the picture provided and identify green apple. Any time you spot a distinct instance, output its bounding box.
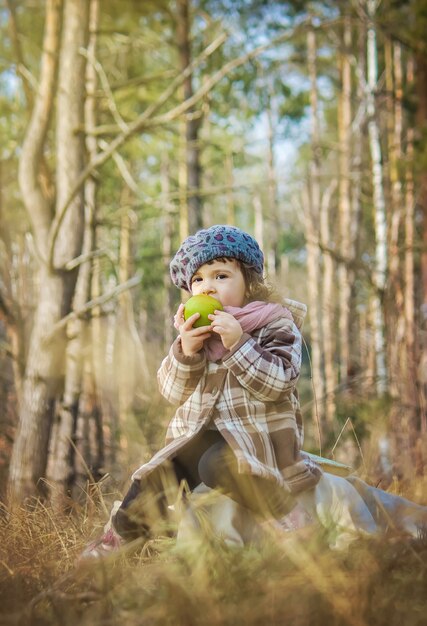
[183,294,223,328]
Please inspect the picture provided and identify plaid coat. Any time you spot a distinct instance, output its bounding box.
[132,298,321,494]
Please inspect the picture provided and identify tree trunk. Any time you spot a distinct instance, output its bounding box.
[306,21,325,431]
[177,0,202,234]
[415,51,427,432]
[351,24,365,384]
[385,39,405,402]
[8,0,89,503]
[161,159,175,351]
[225,151,235,226]
[178,113,189,242]
[266,91,279,279]
[337,13,352,389]
[0,190,26,406]
[47,0,98,505]
[253,193,264,253]
[366,0,387,395]
[116,201,149,445]
[73,0,112,489]
[404,57,415,406]
[8,0,63,502]
[320,181,337,426]
[118,202,133,423]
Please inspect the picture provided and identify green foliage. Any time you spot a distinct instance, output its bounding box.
[278,228,306,256]
[328,394,394,450]
[334,394,394,430]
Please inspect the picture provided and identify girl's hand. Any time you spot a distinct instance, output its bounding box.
[208,310,243,350]
[174,303,212,357]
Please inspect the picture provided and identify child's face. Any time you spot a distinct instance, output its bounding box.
[190,258,247,307]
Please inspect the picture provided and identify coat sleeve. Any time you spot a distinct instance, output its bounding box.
[222,316,301,402]
[157,337,206,405]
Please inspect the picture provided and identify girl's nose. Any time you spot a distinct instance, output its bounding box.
[203,283,215,295]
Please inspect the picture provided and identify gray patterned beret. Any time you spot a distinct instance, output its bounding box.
[170,225,264,291]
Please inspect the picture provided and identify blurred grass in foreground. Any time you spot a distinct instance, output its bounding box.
[0,485,426,626]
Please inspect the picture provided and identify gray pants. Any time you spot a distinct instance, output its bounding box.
[113,429,293,539]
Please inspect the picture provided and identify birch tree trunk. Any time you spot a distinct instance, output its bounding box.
[366,0,387,395]
[352,25,365,387]
[306,21,325,430]
[80,0,105,484]
[47,0,98,504]
[385,39,405,401]
[8,0,90,503]
[337,13,352,389]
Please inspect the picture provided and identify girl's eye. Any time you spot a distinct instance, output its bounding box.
[192,277,202,283]
[216,274,227,280]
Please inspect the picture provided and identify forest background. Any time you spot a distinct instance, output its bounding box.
[0,0,426,512]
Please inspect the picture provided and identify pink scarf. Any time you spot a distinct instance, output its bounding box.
[204,300,293,361]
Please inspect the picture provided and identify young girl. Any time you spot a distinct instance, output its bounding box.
[84,224,322,555]
[84,224,427,556]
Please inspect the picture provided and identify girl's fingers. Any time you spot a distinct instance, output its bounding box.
[182,313,214,332]
[183,312,199,325]
[208,313,222,321]
[175,303,184,317]
[209,310,232,320]
[192,325,213,336]
[174,304,185,329]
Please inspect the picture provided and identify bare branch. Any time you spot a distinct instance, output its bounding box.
[47,32,227,268]
[82,47,129,133]
[98,139,139,193]
[48,18,325,271]
[18,0,63,259]
[64,247,115,271]
[307,234,380,292]
[45,273,142,340]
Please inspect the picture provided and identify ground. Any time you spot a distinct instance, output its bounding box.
[1,482,426,626]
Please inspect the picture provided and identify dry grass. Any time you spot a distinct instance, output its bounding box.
[1,485,427,626]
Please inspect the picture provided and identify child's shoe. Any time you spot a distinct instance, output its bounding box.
[80,500,124,559]
[80,526,124,559]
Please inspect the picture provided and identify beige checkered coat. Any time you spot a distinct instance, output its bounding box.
[132,299,321,494]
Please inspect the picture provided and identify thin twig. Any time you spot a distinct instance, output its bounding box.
[47,18,325,269]
[45,273,142,340]
[302,335,322,456]
[64,247,113,271]
[46,32,227,269]
[67,436,110,517]
[83,48,129,132]
[330,417,367,474]
[348,418,367,474]
[330,417,351,457]
[98,139,139,193]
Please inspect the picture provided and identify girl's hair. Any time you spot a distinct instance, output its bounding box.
[240,262,282,303]
[205,257,281,304]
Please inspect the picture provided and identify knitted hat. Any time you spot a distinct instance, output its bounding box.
[170,225,264,291]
